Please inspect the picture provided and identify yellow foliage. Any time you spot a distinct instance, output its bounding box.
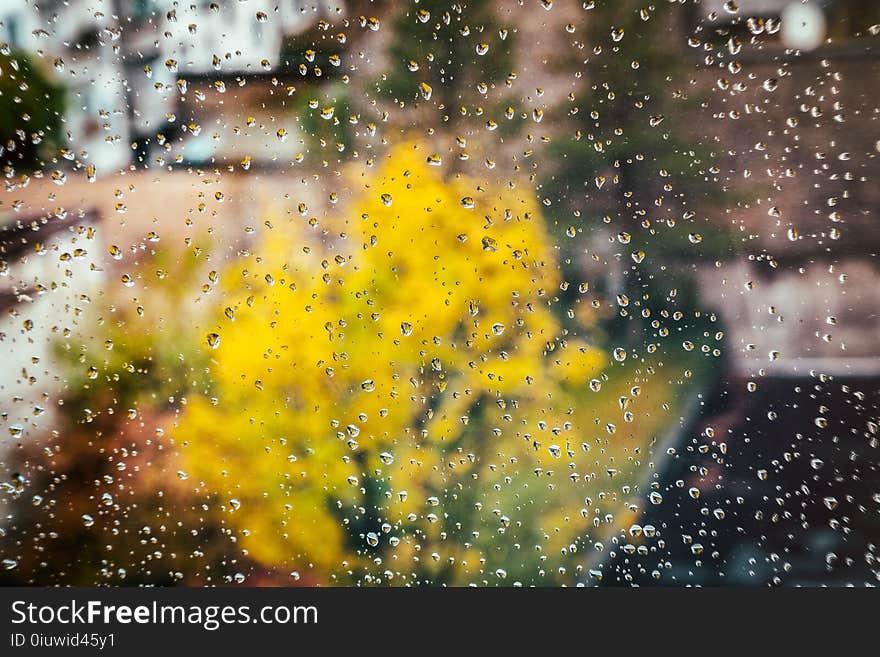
[177,142,607,583]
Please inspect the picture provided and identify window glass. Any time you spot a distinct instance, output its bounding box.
[0,0,877,587]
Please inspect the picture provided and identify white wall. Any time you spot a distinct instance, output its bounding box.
[698,258,880,377]
[0,217,105,442]
[164,0,286,75]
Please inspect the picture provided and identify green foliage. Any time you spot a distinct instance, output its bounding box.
[542,1,735,339]
[292,83,356,162]
[379,0,515,127]
[547,2,729,244]
[0,50,65,171]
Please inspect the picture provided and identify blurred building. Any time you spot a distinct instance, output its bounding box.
[602,0,880,585]
[692,0,880,377]
[0,0,344,175]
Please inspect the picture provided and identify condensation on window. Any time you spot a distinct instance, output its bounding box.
[0,0,878,587]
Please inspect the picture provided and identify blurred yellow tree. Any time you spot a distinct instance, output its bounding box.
[177,142,611,584]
